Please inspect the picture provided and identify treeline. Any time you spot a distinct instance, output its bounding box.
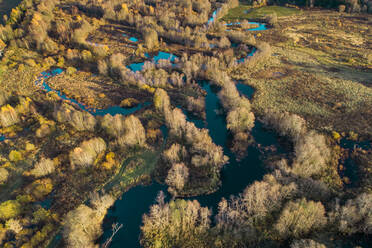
[154,88,228,196]
[261,110,341,187]
[211,71,255,158]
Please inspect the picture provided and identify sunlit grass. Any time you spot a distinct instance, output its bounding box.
[221,5,301,21]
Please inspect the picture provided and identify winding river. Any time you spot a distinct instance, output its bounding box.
[98,17,273,248]
[2,3,274,247]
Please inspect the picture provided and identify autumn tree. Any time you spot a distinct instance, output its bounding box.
[290,239,326,248]
[165,163,189,196]
[331,193,372,235]
[63,194,114,248]
[0,104,19,127]
[274,198,327,239]
[141,196,211,248]
[69,138,107,168]
[54,104,97,131]
[143,28,159,49]
[30,157,56,178]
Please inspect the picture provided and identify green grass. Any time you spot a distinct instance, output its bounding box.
[221,5,301,21]
[102,148,162,197]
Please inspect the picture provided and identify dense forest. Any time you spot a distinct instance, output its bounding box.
[0,0,371,247]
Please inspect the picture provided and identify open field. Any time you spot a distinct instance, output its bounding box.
[221,5,302,21]
[231,9,372,139]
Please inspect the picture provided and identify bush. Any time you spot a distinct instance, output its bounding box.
[166,163,189,195]
[290,239,326,248]
[63,194,114,248]
[0,91,10,106]
[69,138,107,168]
[338,5,346,12]
[275,198,326,239]
[336,193,372,235]
[54,104,97,131]
[0,104,19,127]
[63,205,103,248]
[28,178,53,200]
[0,168,9,184]
[66,67,77,75]
[30,158,55,177]
[0,200,22,221]
[141,197,211,248]
[9,150,23,162]
[143,28,159,49]
[266,13,278,26]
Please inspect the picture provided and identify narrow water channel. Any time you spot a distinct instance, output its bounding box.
[22,9,271,247]
[99,81,285,247]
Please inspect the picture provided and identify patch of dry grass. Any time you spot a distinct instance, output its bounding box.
[232,10,372,138]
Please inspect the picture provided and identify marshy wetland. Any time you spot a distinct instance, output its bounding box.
[0,0,371,247]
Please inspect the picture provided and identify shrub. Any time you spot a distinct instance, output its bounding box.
[338,5,346,12]
[0,91,9,106]
[64,194,114,248]
[166,163,189,195]
[63,205,103,248]
[69,138,107,167]
[29,178,53,199]
[275,198,326,239]
[9,150,23,162]
[266,13,278,26]
[54,104,97,131]
[0,104,19,127]
[336,193,372,235]
[0,167,9,184]
[290,239,326,248]
[30,158,55,177]
[66,67,77,75]
[141,197,211,248]
[119,115,146,147]
[0,200,22,221]
[5,219,23,234]
[143,28,159,49]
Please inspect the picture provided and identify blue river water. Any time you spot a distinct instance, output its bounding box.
[127,52,178,72]
[98,78,284,247]
[97,11,271,246]
[35,68,149,117]
[25,8,272,247]
[122,34,139,43]
[225,21,267,31]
